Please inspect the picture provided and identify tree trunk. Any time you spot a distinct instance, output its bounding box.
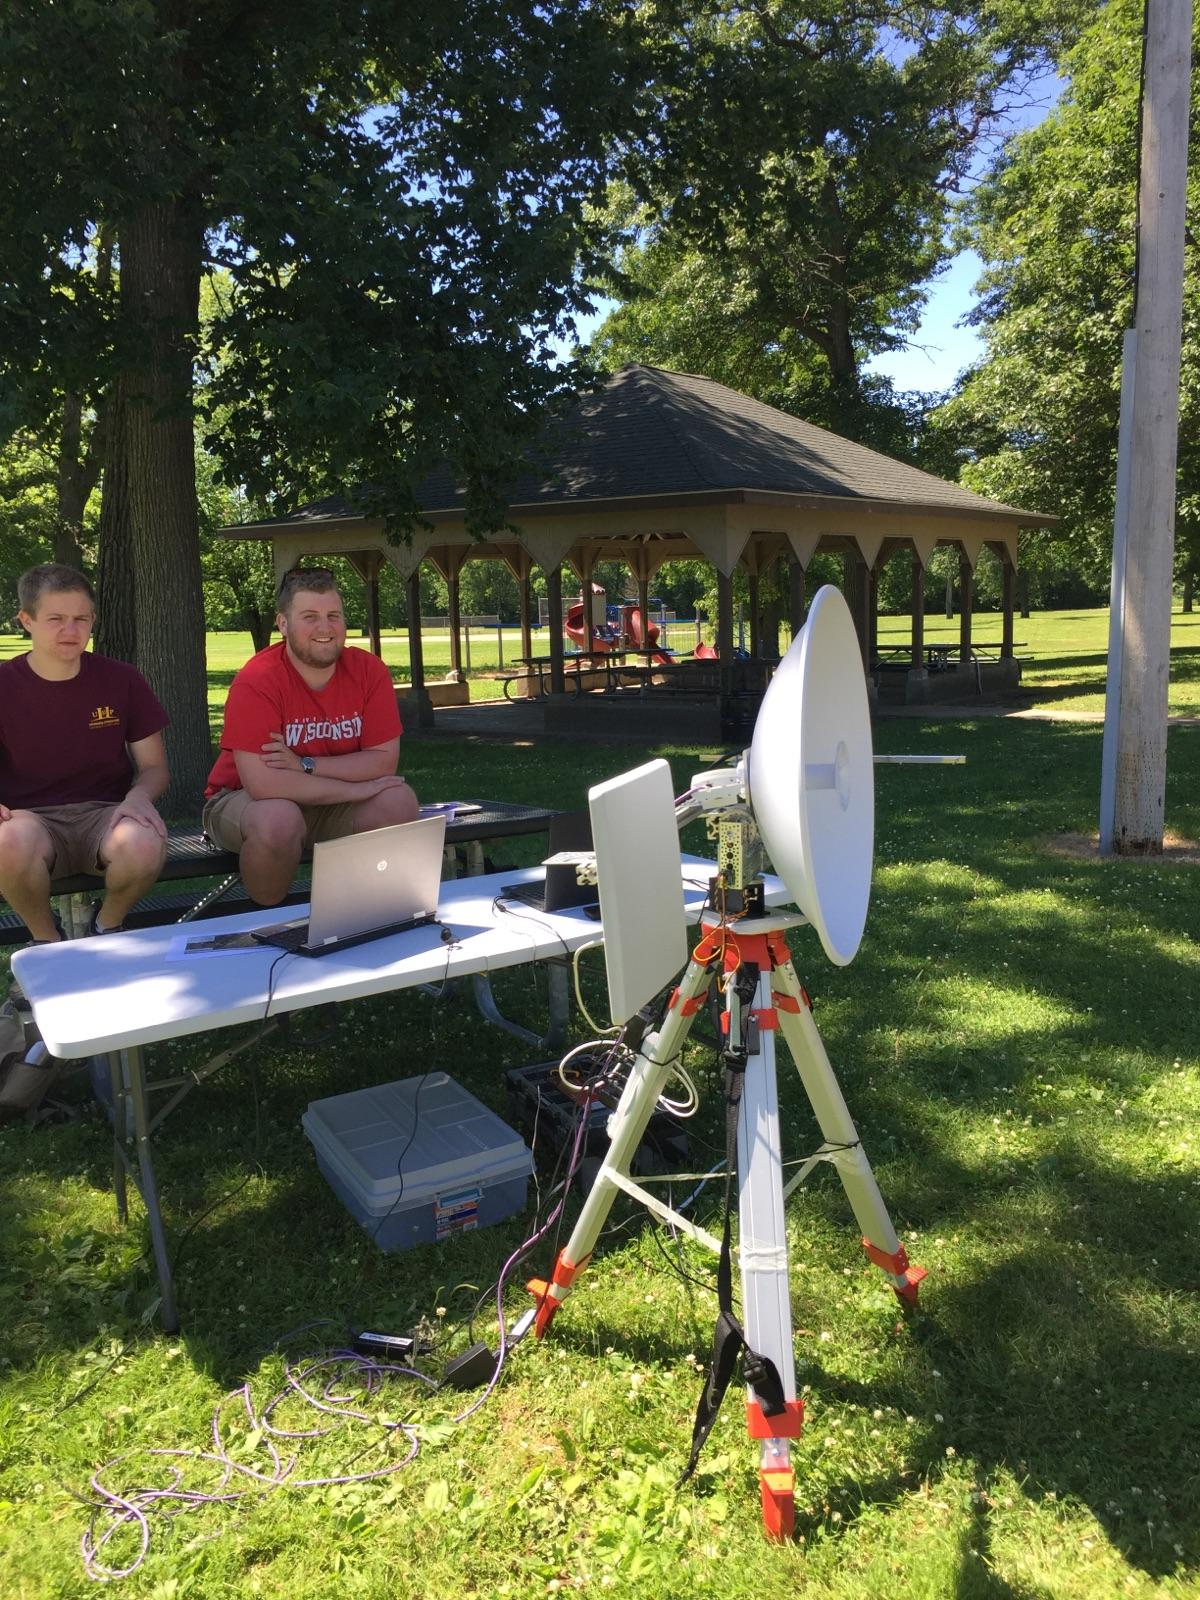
[118,201,211,817]
[54,227,112,573]
[245,607,273,653]
[54,395,89,570]
[95,378,137,662]
[1183,561,1194,613]
[1018,569,1031,620]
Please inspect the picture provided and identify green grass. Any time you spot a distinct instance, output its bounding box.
[2,632,1199,1597]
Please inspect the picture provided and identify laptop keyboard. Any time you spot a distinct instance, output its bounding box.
[501,882,547,911]
[254,921,311,953]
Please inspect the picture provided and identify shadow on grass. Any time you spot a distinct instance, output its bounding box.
[1022,643,1200,708]
[1,719,1197,1588]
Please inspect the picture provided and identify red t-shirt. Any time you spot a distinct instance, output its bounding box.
[205,642,403,797]
[0,652,169,809]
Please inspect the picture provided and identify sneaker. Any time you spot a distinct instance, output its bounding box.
[87,904,125,937]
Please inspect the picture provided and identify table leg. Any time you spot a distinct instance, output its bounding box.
[123,1045,179,1332]
[544,961,569,1054]
[470,956,570,1054]
[108,1052,128,1223]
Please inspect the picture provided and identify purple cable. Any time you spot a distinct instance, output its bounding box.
[80,1082,601,1581]
[80,1356,436,1581]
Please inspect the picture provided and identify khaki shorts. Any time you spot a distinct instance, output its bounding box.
[26,801,121,878]
[203,788,359,853]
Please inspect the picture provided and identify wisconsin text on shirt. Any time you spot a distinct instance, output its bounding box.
[284,715,364,745]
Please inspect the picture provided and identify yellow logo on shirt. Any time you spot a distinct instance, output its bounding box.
[90,705,119,729]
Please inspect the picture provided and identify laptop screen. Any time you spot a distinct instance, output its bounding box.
[307,813,446,946]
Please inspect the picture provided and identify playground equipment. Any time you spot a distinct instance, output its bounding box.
[564,584,672,664]
[563,583,621,654]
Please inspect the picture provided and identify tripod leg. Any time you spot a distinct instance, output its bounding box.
[737,967,803,1539]
[529,955,712,1335]
[771,955,925,1303]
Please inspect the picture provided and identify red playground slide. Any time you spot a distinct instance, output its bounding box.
[623,605,672,665]
[564,584,619,654]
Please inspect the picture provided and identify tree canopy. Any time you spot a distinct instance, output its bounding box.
[592,0,1097,443]
[0,0,648,802]
[936,0,1200,602]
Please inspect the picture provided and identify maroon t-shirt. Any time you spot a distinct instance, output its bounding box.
[0,652,169,809]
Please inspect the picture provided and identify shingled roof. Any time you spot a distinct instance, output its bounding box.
[227,364,1051,533]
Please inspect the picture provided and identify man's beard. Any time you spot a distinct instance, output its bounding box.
[287,636,342,669]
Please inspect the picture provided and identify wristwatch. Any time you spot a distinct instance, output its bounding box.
[300,756,316,776]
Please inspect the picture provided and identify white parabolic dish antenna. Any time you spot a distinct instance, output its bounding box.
[748,584,874,966]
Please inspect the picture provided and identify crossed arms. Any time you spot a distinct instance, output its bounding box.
[232,734,409,806]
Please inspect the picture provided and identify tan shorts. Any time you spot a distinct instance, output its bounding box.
[27,801,120,878]
[203,788,359,853]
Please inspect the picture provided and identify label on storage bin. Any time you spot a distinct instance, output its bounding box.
[435,1184,483,1240]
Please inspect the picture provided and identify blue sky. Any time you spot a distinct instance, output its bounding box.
[865,250,986,395]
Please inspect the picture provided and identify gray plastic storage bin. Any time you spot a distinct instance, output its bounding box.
[302,1072,534,1252]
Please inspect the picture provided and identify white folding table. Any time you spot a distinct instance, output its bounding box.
[13,860,785,1330]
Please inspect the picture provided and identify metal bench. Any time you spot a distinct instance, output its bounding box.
[0,801,560,945]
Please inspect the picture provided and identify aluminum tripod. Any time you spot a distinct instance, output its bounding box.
[529,909,924,1539]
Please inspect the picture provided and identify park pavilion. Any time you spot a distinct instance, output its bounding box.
[216,363,1054,734]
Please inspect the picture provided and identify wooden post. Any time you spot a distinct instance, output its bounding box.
[788,559,806,644]
[911,549,925,667]
[519,571,533,663]
[365,567,382,657]
[1001,555,1016,659]
[447,569,463,680]
[716,567,735,712]
[748,571,761,658]
[958,550,973,663]
[637,576,650,651]
[851,554,870,670]
[1104,0,1192,854]
[344,550,383,656]
[867,564,878,667]
[546,564,565,696]
[406,571,425,694]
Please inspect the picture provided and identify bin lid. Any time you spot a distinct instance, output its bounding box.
[302,1072,533,1211]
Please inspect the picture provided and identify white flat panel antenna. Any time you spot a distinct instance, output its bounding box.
[588,759,689,1026]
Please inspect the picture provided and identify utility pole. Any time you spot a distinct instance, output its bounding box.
[1099,0,1192,855]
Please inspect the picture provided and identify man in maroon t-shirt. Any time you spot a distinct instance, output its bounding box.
[203,568,418,905]
[0,564,170,942]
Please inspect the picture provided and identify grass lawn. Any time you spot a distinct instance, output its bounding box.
[875,606,1200,718]
[1,620,1199,1598]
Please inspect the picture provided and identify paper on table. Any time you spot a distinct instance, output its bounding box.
[167,931,271,960]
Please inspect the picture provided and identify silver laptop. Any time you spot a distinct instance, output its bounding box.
[252,813,446,957]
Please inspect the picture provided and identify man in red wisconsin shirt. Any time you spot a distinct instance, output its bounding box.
[204,567,418,905]
[0,563,170,942]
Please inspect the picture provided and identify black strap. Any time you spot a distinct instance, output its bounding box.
[678,1021,787,1484]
